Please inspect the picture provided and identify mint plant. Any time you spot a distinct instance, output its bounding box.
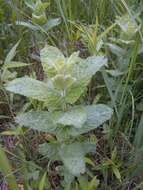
[5,45,113,185]
[25,0,49,25]
[18,0,61,32]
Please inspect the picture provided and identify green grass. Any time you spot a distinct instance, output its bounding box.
[0,146,19,190]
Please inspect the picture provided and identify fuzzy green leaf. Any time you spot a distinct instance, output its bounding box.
[38,143,59,160]
[85,104,113,127]
[66,56,107,104]
[5,77,50,101]
[40,45,65,72]
[82,137,96,153]
[69,104,113,136]
[15,111,58,133]
[84,55,107,76]
[56,106,87,128]
[3,61,32,69]
[44,18,61,31]
[59,143,85,176]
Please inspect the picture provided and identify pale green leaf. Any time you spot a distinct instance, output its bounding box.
[38,143,59,160]
[82,137,96,153]
[25,0,35,10]
[106,43,125,56]
[3,61,33,69]
[44,90,64,110]
[4,40,20,64]
[54,104,113,137]
[5,77,50,101]
[65,81,86,104]
[59,143,85,176]
[106,69,125,77]
[56,106,87,128]
[70,56,107,85]
[16,21,39,31]
[69,104,113,136]
[40,45,64,67]
[44,18,61,31]
[85,104,113,127]
[15,111,58,133]
[81,55,107,79]
[65,56,107,104]
[96,39,104,52]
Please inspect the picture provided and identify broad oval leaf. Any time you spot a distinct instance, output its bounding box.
[56,106,87,128]
[5,77,50,101]
[106,43,125,57]
[38,143,60,160]
[66,56,107,104]
[85,104,113,127]
[69,104,113,136]
[72,56,107,82]
[82,136,96,153]
[40,45,65,68]
[44,18,61,31]
[15,111,58,133]
[85,56,107,76]
[59,143,85,176]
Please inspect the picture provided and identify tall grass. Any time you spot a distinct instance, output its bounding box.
[0,146,19,190]
[53,0,114,23]
[52,0,114,41]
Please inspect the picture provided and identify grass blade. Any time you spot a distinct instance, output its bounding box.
[0,145,19,190]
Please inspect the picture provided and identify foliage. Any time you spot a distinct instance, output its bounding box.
[0,0,143,189]
[5,45,113,185]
